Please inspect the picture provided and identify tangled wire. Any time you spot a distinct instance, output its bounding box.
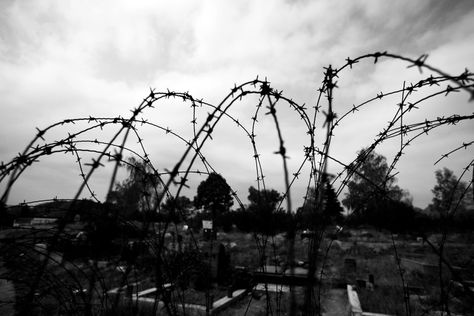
[0,52,473,316]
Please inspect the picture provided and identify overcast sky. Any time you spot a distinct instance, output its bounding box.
[1,0,473,210]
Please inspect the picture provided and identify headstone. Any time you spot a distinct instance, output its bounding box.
[368,274,375,291]
[369,274,374,283]
[344,258,357,283]
[202,220,213,229]
[217,244,229,284]
[202,220,215,240]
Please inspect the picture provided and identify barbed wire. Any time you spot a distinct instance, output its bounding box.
[0,51,473,315]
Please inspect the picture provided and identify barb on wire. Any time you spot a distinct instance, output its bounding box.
[1,51,473,316]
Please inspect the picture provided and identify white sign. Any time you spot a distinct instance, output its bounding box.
[202,220,213,229]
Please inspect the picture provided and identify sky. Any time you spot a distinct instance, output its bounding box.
[1,0,473,210]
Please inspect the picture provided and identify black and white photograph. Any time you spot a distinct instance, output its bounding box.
[0,1,473,315]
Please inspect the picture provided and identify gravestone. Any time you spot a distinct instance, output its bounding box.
[344,258,357,284]
[367,274,375,291]
[204,243,230,281]
[217,244,230,284]
[368,274,374,285]
[202,220,216,240]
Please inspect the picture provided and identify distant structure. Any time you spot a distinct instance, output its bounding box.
[13,217,58,229]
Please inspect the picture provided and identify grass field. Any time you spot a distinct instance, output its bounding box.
[2,226,474,315]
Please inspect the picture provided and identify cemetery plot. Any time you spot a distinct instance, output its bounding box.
[334,231,474,315]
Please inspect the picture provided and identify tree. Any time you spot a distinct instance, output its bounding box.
[342,148,409,226]
[247,186,290,235]
[297,174,344,229]
[247,186,282,214]
[323,179,345,224]
[429,167,468,218]
[160,195,193,223]
[194,173,233,220]
[107,157,163,219]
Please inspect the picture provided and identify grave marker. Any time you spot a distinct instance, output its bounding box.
[368,274,375,291]
[344,258,357,283]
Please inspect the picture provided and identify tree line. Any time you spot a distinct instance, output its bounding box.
[103,148,473,234]
[5,149,470,234]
